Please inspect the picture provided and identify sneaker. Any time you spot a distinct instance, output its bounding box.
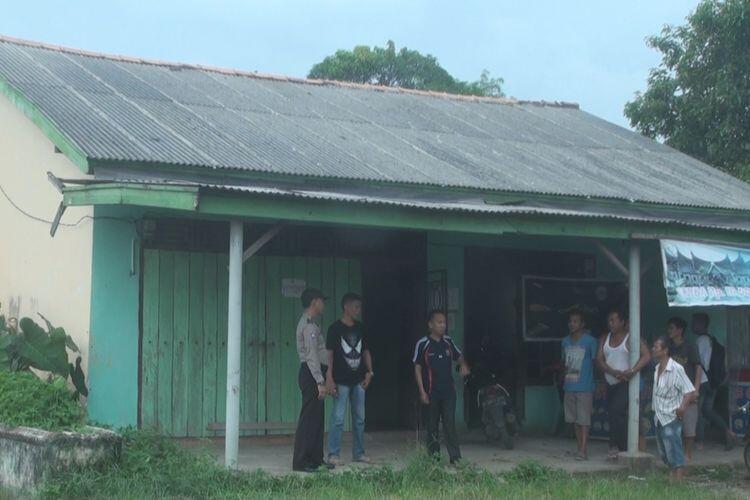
[327,456,341,466]
[354,455,373,464]
[607,448,619,460]
[575,452,587,461]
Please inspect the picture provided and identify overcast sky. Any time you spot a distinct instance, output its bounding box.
[1,0,700,127]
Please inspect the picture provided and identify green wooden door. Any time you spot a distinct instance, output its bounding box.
[141,250,361,437]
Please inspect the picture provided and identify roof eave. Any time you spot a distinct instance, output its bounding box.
[89,158,750,217]
[0,76,90,174]
[60,181,750,244]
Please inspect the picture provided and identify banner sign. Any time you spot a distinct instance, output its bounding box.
[661,239,750,306]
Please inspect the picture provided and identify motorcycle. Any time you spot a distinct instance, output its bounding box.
[738,401,750,470]
[468,370,518,449]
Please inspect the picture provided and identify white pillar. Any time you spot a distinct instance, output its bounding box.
[627,241,641,454]
[225,220,243,468]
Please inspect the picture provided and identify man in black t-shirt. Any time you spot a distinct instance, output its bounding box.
[325,293,373,465]
[667,316,702,461]
[413,310,470,464]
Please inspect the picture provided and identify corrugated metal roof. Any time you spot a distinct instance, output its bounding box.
[61,175,750,233]
[2,35,750,211]
[202,184,750,232]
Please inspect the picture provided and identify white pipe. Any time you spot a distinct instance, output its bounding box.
[225,220,244,468]
[627,241,641,454]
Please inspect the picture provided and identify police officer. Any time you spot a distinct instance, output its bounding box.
[292,288,334,472]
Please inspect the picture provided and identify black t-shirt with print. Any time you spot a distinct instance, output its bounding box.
[413,336,462,400]
[326,320,368,386]
[669,340,700,386]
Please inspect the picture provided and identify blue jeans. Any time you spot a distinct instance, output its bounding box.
[327,383,366,459]
[697,382,729,443]
[656,419,685,470]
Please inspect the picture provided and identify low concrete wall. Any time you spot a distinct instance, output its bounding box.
[0,425,121,491]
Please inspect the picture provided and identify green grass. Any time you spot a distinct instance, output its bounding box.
[40,429,742,499]
[0,371,85,431]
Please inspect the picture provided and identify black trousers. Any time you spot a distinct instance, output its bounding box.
[425,396,461,462]
[293,364,325,470]
[607,382,628,452]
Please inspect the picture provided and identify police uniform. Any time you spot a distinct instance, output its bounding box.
[292,311,328,471]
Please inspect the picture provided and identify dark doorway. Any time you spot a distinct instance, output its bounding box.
[463,246,595,427]
[362,233,427,430]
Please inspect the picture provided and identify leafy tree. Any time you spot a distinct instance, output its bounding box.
[309,40,504,97]
[624,0,750,180]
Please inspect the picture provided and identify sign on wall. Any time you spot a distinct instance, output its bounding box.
[660,239,750,307]
[281,278,306,298]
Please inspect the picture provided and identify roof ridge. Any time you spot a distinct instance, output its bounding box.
[0,34,579,109]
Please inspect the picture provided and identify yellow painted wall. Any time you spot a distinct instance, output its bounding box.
[0,94,93,373]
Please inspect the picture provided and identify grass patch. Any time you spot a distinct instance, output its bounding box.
[692,465,736,482]
[0,371,85,431]
[41,429,742,499]
[504,459,566,483]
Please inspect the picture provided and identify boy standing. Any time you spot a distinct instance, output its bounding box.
[326,293,374,465]
[561,309,597,460]
[692,313,735,450]
[413,310,470,464]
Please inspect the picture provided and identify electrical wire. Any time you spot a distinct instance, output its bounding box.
[0,183,137,229]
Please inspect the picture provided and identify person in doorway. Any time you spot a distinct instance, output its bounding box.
[325,293,374,465]
[596,307,651,459]
[413,310,470,465]
[692,313,735,450]
[666,317,702,461]
[292,288,334,473]
[561,309,597,460]
[651,336,697,482]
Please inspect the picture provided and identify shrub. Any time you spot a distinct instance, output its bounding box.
[0,371,85,431]
[1,309,88,399]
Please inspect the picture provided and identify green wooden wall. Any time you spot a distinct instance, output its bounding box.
[140,249,361,437]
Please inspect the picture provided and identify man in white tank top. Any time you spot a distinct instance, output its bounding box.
[596,308,651,459]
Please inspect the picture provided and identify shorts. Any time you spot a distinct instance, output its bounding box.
[564,392,593,426]
[682,402,698,438]
[656,419,685,470]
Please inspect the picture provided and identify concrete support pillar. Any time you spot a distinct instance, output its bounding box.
[627,241,641,454]
[225,220,243,469]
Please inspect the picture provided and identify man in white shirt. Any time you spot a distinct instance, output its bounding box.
[651,336,697,482]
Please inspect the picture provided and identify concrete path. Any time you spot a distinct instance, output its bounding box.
[179,430,745,476]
